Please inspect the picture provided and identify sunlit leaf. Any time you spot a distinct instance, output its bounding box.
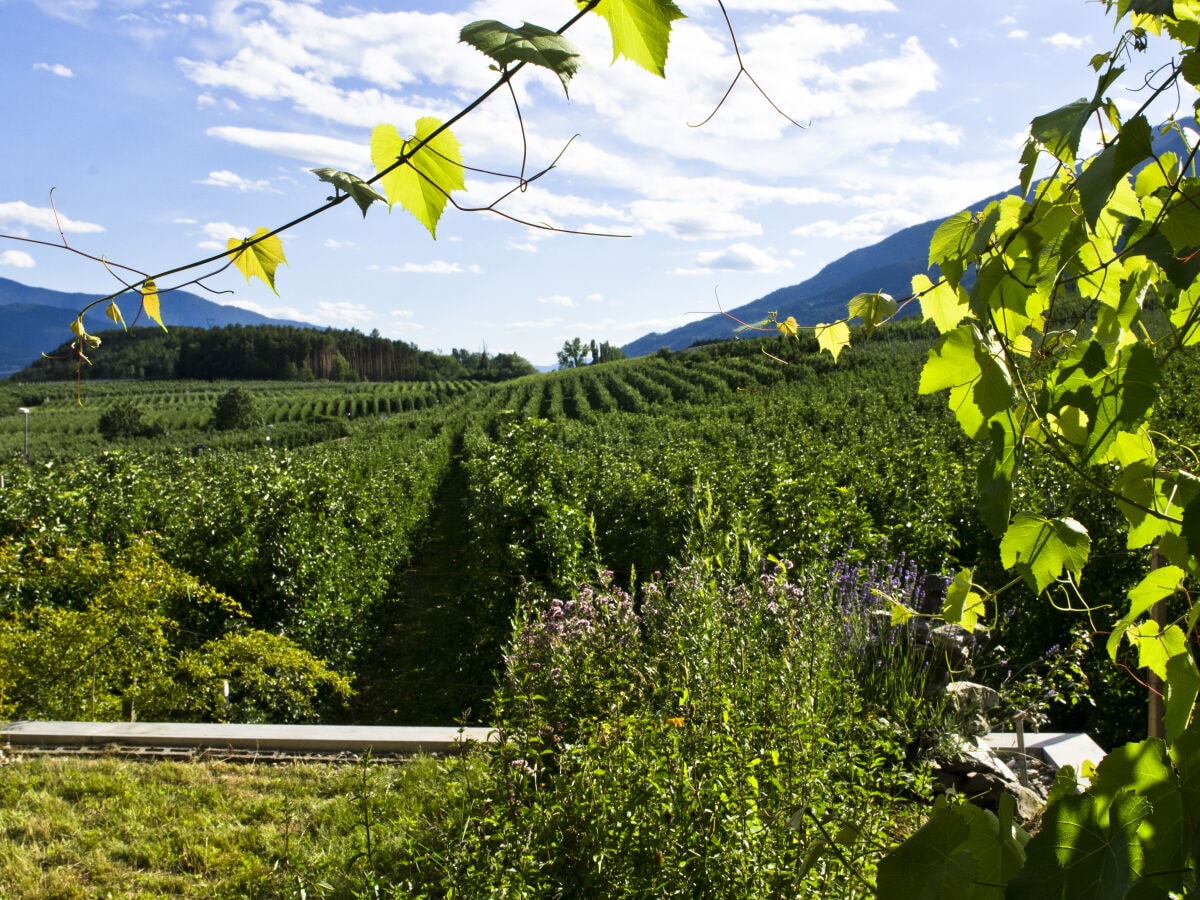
[1000,513,1091,594]
[889,600,914,626]
[460,20,582,95]
[105,300,126,331]
[847,292,895,336]
[140,279,167,331]
[371,119,465,238]
[311,167,385,218]
[226,228,288,296]
[582,0,685,77]
[776,315,799,338]
[814,320,851,361]
[914,273,970,334]
[1007,790,1148,897]
[942,568,985,632]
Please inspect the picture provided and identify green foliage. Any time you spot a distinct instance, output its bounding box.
[0,536,346,722]
[13,322,531,383]
[97,400,163,441]
[210,386,259,431]
[810,3,1200,894]
[460,20,582,94]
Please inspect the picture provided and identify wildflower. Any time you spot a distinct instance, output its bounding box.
[666,717,685,728]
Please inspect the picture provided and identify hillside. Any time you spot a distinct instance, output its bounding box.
[0,276,314,378]
[11,322,536,383]
[621,197,1002,356]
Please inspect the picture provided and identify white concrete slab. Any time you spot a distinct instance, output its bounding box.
[1,720,495,755]
[983,731,1106,774]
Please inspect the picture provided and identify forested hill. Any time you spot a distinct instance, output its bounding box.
[10,323,536,383]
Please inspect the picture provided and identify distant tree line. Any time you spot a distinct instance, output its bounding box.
[11,324,537,383]
[556,337,625,369]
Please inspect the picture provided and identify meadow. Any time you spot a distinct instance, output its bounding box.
[0,324,1172,896]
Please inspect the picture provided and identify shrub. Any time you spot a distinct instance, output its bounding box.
[211,387,260,430]
[97,401,163,440]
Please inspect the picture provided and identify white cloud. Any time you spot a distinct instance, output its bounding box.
[199,170,277,192]
[512,317,564,329]
[388,261,481,275]
[792,207,926,242]
[1044,32,1089,50]
[33,62,73,78]
[324,238,355,249]
[674,242,794,275]
[538,294,576,307]
[195,220,250,250]
[0,250,36,268]
[0,200,104,234]
[316,300,375,325]
[630,200,763,241]
[1008,29,1030,39]
[205,126,369,171]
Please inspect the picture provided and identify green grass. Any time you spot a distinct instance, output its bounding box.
[0,752,483,899]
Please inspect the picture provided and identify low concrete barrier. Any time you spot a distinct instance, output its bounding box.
[1,720,495,756]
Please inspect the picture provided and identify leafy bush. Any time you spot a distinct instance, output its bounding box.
[97,401,163,440]
[211,386,260,430]
[0,536,351,723]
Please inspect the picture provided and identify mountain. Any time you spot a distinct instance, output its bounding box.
[623,118,1200,357]
[0,277,314,378]
[621,196,1003,358]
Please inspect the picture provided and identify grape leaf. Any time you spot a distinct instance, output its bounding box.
[847,292,895,336]
[583,0,685,77]
[460,20,582,95]
[875,798,978,899]
[776,315,799,338]
[1007,789,1148,898]
[914,273,970,334]
[1107,565,1187,662]
[814,320,851,361]
[371,119,465,238]
[140,279,167,331]
[105,300,126,331]
[1074,114,1153,228]
[928,210,977,283]
[978,417,1016,536]
[1166,651,1200,744]
[1000,513,1091,594]
[311,167,385,218]
[942,568,985,632]
[1030,76,1115,166]
[226,228,288,295]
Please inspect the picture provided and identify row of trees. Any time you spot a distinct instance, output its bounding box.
[14,324,537,384]
[556,337,626,369]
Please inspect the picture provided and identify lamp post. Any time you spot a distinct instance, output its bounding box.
[16,407,29,462]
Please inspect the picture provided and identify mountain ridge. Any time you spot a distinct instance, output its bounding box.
[0,277,314,378]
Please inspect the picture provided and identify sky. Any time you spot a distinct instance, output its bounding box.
[0,0,1186,367]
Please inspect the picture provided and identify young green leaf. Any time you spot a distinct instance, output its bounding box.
[460,20,582,95]
[311,167,385,218]
[942,568,985,632]
[140,279,167,331]
[584,0,685,77]
[1006,790,1148,897]
[1000,513,1091,594]
[226,229,288,296]
[105,300,126,331]
[371,119,465,238]
[914,273,970,334]
[847,292,895,336]
[814,320,851,361]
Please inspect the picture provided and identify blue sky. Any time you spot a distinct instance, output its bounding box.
[0,0,1183,366]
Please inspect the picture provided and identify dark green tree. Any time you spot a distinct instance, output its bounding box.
[211,387,259,431]
[97,402,163,441]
